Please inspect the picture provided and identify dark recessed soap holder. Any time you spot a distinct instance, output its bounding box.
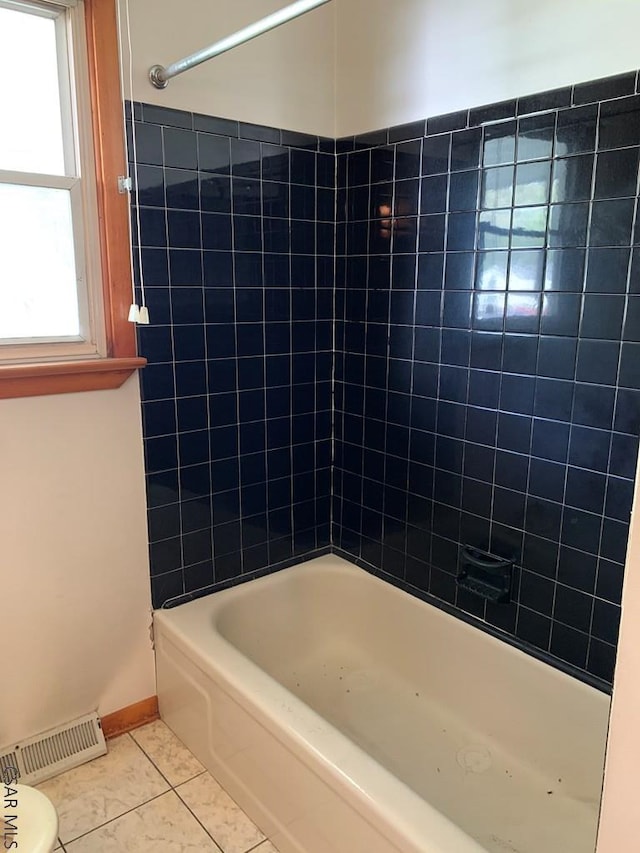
[456,546,514,604]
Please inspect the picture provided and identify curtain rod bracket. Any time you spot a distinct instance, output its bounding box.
[149,65,168,89]
[147,0,332,90]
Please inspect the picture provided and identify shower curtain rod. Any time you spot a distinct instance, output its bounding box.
[149,0,333,89]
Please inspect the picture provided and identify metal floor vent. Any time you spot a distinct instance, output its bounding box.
[0,713,107,785]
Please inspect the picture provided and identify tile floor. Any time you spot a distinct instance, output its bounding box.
[38,719,280,853]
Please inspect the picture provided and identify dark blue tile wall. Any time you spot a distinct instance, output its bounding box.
[129,103,334,608]
[131,71,640,690]
[333,73,640,688]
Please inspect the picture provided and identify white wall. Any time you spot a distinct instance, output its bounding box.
[597,474,640,851]
[1,376,155,745]
[121,0,336,137]
[335,0,640,137]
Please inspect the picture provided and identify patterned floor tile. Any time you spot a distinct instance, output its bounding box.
[38,734,168,842]
[177,771,266,853]
[131,719,204,786]
[65,790,222,852]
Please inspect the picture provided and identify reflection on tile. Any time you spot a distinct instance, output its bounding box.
[590,198,634,247]
[509,250,545,291]
[517,114,555,161]
[476,251,508,290]
[38,735,169,843]
[511,206,547,248]
[505,293,541,333]
[131,720,205,786]
[556,104,598,156]
[483,121,516,166]
[594,148,640,199]
[481,165,514,209]
[473,292,505,331]
[478,209,510,249]
[177,772,265,853]
[551,155,594,203]
[65,791,221,853]
[548,203,589,248]
[514,161,550,206]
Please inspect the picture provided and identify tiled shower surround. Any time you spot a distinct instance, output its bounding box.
[134,70,640,689]
[130,104,334,609]
[334,71,640,688]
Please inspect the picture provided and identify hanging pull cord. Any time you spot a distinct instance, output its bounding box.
[117,0,150,325]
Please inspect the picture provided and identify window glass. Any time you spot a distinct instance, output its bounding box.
[0,5,66,175]
[0,0,91,351]
[0,183,80,340]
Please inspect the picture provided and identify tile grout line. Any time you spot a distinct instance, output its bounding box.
[60,789,170,847]
[171,785,225,853]
[128,726,269,853]
[128,728,207,791]
[57,728,236,852]
[59,731,207,847]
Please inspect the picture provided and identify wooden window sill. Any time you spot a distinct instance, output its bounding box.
[0,357,146,400]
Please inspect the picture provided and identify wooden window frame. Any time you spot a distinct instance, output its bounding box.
[0,0,145,400]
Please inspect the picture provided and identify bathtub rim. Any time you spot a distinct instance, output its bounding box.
[160,548,612,696]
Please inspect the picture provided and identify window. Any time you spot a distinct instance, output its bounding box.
[0,0,145,399]
[0,0,103,360]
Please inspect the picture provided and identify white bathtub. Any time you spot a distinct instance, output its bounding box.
[154,555,610,853]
